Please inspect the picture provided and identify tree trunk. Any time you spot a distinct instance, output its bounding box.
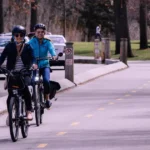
[140,0,148,49]
[63,0,66,37]
[115,0,134,57]
[30,1,37,32]
[114,0,120,54]
[0,0,4,33]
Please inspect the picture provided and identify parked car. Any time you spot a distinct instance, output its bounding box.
[0,36,11,55]
[0,34,29,55]
[44,34,66,67]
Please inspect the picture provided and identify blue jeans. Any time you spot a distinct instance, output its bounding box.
[33,67,50,94]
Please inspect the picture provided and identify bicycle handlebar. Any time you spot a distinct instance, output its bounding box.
[35,54,61,62]
[0,67,34,77]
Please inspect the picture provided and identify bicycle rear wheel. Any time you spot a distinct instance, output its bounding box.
[35,85,41,126]
[9,97,19,142]
[21,100,29,138]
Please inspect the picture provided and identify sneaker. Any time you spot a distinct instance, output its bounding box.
[27,111,33,120]
[45,100,52,109]
[6,115,9,126]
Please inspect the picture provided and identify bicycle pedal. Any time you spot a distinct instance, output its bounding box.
[23,117,28,120]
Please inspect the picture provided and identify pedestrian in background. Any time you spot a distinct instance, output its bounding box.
[95,24,101,41]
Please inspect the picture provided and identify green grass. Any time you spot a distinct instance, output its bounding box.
[73,41,150,60]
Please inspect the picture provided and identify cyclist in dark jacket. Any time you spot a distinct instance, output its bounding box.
[0,25,34,121]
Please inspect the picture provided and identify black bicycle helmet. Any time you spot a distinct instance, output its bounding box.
[34,23,46,31]
[12,25,26,36]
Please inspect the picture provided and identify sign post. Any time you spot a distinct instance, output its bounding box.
[65,42,74,82]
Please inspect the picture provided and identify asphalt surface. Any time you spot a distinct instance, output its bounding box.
[0,61,150,150]
[0,63,104,97]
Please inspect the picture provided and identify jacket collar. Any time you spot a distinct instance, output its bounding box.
[33,36,47,44]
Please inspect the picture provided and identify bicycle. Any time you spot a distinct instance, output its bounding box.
[32,67,44,126]
[32,57,61,125]
[0,67,32,142]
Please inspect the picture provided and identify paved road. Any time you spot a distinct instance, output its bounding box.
[0,63,104,97]
[0,62,150,150]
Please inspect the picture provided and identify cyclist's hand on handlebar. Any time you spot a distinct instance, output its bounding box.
[52,56,57,60]
[32,64,38,70]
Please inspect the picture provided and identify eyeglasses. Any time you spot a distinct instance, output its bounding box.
[14,33,24,37]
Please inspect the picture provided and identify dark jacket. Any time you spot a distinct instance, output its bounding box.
[0,42,34,70]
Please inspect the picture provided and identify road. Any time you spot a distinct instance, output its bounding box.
[0,61,150,150]
[0,63,104,97]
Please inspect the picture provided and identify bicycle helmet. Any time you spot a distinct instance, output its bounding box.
[12,25,26,36]
[34,23,46,31]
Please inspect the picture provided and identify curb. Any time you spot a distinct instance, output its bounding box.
[74,58,119,65]
[0,61,128,115]
[74,61,127,85]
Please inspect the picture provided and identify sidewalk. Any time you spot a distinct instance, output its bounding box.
[0,56,128,114]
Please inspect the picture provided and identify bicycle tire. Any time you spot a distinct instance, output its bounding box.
[39,90,44,124]
[9,97,19,142]
[35,85,41,126]
[39,84,45,124]
[21,100,29,138]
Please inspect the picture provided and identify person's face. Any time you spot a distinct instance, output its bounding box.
[35,29,45,39]
[14,33,24,43]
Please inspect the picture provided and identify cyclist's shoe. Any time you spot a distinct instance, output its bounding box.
[27,111,33,120]
[45,100,52,109]
[31,102,34,112]
[6,115,9,126]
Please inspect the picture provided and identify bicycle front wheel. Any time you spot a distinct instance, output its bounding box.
[9,97,19,142]
[35,85,41,126]
[21,100,29,138]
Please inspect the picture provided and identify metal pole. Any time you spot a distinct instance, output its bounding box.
[65,42,74,82]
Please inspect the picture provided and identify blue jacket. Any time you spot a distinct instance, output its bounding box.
[28,37,56,68]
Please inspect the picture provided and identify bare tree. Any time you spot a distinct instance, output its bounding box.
[114,0,134,57]
[140,0,148,49]
[114,0,120,54]
[0,0,4,33]
[30,0,38,32]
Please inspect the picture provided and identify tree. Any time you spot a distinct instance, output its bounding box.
[30,0,38,32]
[79,0,114,41]
[114,0,120,54]
[0,0,4,33]
[140,0,148,49]
[114,0,134,57]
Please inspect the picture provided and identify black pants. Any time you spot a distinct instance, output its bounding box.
[7,76,32,112]
[95,33,101,41]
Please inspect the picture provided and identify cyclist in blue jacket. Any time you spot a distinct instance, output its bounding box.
[29,23,57,109]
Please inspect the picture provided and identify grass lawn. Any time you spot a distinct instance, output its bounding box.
[73,41,150,60]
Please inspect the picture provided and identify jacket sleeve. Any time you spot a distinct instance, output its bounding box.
[0,44,9,66]
[47,41,56,56]
[28,44,36,64]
